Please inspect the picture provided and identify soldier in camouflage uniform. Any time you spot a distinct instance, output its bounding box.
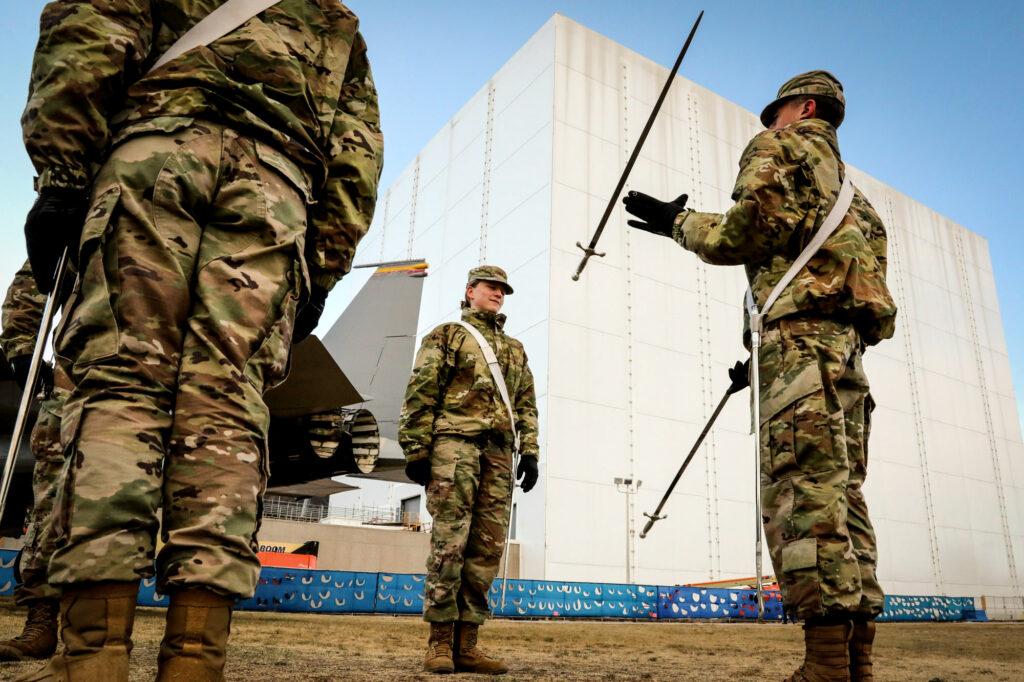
[19,3,382,680]
[0,261,62,662]
[625,71,896,682]
[399,265,540,675]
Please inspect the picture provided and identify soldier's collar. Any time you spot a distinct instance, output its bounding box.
[792,117,838,142]
[462,306,506,330]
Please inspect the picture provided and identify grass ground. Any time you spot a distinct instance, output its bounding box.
[0,601,1021,680]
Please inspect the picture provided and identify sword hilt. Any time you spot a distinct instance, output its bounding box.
[571,242,607,281]
[638,511,667,539]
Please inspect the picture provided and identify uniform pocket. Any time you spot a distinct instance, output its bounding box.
[255,141,314,205]
[54,186,122,367]
[781,537,818,573]
[243,261,301,394]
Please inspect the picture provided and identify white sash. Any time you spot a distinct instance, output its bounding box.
[147,0,282,75]
[454,321,520,454]
[746,174,855,332]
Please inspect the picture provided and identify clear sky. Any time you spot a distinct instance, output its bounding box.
[0,1,1020,426]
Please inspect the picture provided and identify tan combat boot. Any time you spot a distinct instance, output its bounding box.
[849,619,876,681]
[424,622,455,674]
[0,599,59,661]
[784,620,852,682]
[14,581,140,682]
[155,588,235,682]
[454,622,508,675]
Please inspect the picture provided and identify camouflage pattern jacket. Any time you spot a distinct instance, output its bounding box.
[0,260,46,361]
[675,118,896,346]
[23,0,384,289]
[399,308,539,463]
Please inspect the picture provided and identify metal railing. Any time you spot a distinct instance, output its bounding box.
[262,496,429,531]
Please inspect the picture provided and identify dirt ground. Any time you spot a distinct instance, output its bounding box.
[0,602,1021,681]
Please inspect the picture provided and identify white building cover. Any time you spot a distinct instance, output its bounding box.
[351,15,1024,599]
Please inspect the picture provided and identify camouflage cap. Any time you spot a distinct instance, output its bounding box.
[759,70,846,129]
[467,265,513,294]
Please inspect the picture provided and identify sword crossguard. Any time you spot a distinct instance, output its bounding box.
[571,242,608,281]
[638,511,667,539]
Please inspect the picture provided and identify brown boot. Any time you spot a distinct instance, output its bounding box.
[454,622,508,675]
[849,619,876,681]
[784,619,852,682]
[0,599,59,661]
[155,588,235,682]
[423,622,455,674]
[14,581,140,682]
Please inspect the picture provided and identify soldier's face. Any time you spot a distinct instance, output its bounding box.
[466,281,505,313]
[770,97,815,130]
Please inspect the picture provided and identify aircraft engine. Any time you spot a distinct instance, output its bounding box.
[267,407,380,487]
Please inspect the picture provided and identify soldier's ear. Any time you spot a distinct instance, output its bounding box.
[801,97,817,121]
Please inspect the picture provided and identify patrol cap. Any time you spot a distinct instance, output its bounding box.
[467,265,513,295]
[759,70,846,129]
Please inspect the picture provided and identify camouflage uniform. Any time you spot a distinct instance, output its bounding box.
[0,261,64,606]
[23,1,383,599]
[675,94,896,620]
[399,273,539,625]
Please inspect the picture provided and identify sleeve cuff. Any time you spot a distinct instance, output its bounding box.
[310,271,340,292]
[403,447,430,463]
[671,209,693,246]
[34,166,91,193]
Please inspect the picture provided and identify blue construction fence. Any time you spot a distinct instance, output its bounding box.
[0,550,983,622]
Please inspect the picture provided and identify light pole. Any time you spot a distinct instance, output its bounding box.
[614,477,642,584]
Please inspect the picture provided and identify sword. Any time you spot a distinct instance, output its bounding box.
[571,10,704,281]
[0,249,70,523]
[746,291,765,623]
[499,451,520,612]
[640,359,747,539]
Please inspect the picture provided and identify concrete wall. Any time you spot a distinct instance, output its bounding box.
[259,519,520,577]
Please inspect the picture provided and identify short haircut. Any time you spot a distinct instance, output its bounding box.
[795,95,843,128]
[461,279,481,309]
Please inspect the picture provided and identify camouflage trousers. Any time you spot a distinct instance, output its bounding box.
[758,318,883,621]
[14,388,65,605]
[49,120,308,599]
[424,434,513,624]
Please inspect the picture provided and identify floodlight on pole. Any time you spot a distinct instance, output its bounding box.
[614,477,642,584]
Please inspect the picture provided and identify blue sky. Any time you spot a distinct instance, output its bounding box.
[0,1,1020,425]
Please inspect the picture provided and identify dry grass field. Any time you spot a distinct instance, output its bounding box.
[0,602,1021,680]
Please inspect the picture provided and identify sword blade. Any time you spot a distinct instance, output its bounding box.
[500,452,520,612]
[571,10,704,281]
[639,372,733,539]
[0,250,69,522]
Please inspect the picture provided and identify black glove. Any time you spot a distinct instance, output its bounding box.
[405,458,431,486]
[622,191,688,238]
[10,355,54,397]
[727,359,750,394]
[293,284,328,344]
[25,188,89,295]
[516,456,538,493]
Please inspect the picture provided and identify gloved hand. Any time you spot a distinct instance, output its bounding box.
[622,191,688,238]
[405,458,431,486]
[293,283,329,344]
[24,188,89,294]
[516,456,538,493]
[727,359,750,394]
[10,355,54,396]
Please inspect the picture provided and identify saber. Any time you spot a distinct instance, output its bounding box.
[500,452,520,612]
[744,290,765,622]
[571,10,704,281]
[639,361,747,539]
[0,249,70,523]
[750,321,765,622]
